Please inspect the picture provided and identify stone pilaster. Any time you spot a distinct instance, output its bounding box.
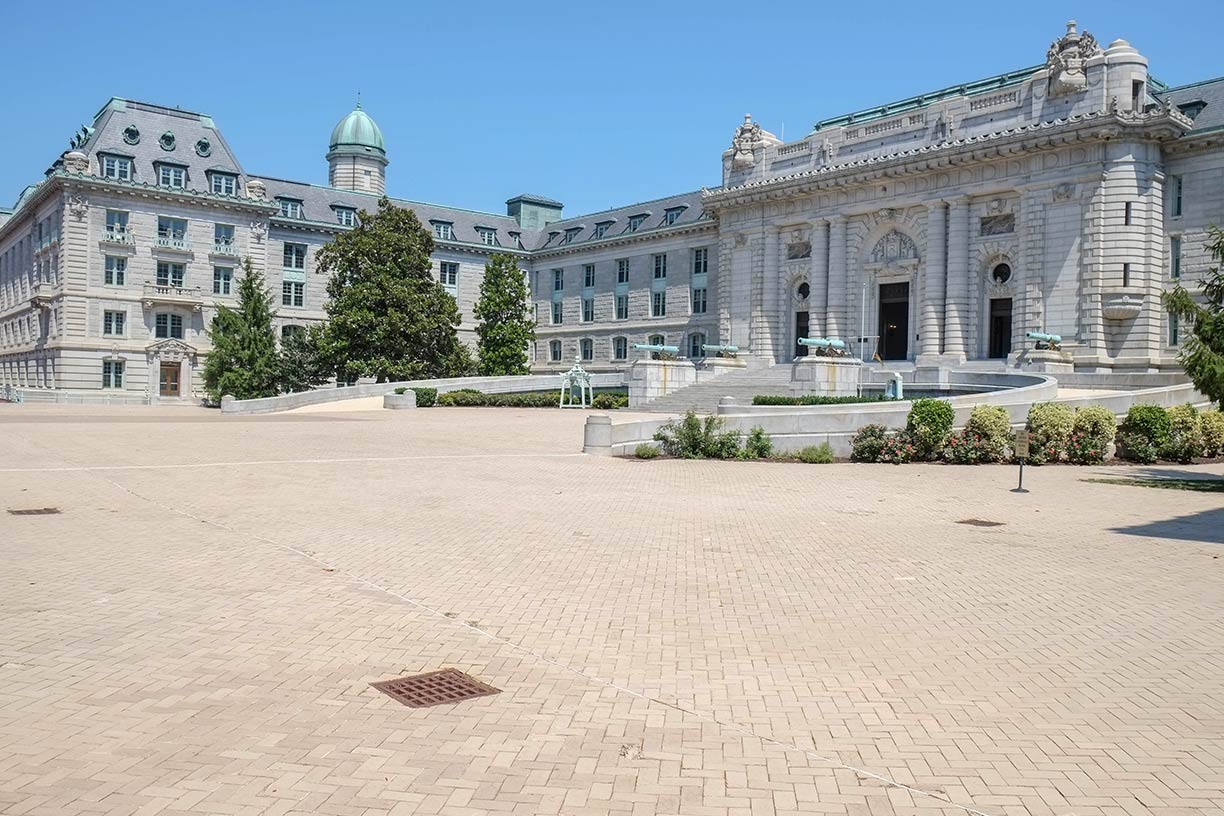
[809,219,828,339]
[826,216,847,339]
[943,198,969,361]
[918,201,946,363]
[764,226,780,361]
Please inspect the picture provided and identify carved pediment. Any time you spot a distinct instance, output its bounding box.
[868,230,919,265]
[146,338,197,361]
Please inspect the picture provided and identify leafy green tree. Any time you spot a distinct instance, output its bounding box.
[317,198,465,382]
[277,324,333,393]
[1164,225,1224,408]
[473,253,536,375]
[203,258,280,402]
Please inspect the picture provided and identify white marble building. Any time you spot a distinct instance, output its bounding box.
[1,22,1221,402]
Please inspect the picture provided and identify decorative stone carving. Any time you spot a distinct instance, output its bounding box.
[1046,21,1100,96]
[146,338,196,362]
[868,230,918,264]
[246,179,266,200]
[1052,183,1075,202]
[730,114,764,170]
[786,240,811,260]
[62,151,89,174]
[67,125,94,151]
[877,208,897,222]
[980,213,1015,236]
[249,220,267,242]
[67,194,89,221]
[734,232,748,248]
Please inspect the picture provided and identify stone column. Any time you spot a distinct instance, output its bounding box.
[918,201,946,362]
[754,226,780,359]
[809,219,828,339]
[826,216,847,339]
[943,198,969,361]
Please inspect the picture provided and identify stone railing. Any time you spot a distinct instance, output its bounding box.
[142,283,204,310]
[155,234,192,252]
[211,240,240,257]
[101,227,135,245]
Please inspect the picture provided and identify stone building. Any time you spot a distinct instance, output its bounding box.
[1,22,1222,402]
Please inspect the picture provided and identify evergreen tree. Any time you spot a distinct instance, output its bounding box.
[277,323,333,393]
[473,253,536,375]
[317,198,465,382]
[1164,225,1224,407]
[202,258,280,402]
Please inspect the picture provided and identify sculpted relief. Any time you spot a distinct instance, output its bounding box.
[869,230,919,265]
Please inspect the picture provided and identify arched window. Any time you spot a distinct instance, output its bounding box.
[548,340,562,362]
[612,337,628,360]
[688,332,706,358]
[649,334,665,347]
[580,338,593,361]
[797,282,810,300]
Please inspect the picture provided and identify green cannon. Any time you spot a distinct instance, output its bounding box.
[1026,331,1062,351]
[797,337,850,357]
[633,342,680,360]
[701,343,739,358]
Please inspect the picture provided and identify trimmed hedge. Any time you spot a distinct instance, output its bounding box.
[437,389,557,407]
[752,394,893,406]
[411,387,437,407]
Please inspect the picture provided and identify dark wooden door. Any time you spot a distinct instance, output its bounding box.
[159,363,180,397]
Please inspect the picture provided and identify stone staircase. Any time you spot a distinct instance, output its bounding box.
[639,361,797,414]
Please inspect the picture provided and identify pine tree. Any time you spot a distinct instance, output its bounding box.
[317,198,465,382]
[1164,225,1224,407]
[202,258,280,402]
[277,324,333,394]
[473,253,536,375]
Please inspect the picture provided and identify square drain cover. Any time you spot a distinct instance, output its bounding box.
[371,668,499,708]
[7,508,60,516]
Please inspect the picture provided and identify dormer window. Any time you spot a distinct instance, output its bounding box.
[210,173,237,196]
[593,220,614,239]
[627,214,647,233]
[561,227,582,245]
[510,231,523,249]
[547,230,561,245]
[156,163,187,189]
[334,207,356,227]
[432,221,454,240]
[278,198,304,219]
[663,206,687,226]
[1178,100,1207,121]
[100,155,132,181]
[477,227,497,246]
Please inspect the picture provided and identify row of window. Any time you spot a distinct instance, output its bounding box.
[550,206,689,246]
[551,248,708,292]
[547,286,708,325]
[546,331,708,363]
[99,154,239,197]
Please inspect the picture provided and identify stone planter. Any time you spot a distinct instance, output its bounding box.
[383,391,417,410]
[790,356,863,396]
[1101,287,1144,321]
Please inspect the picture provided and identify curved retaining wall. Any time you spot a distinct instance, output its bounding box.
[221,372,626,415]
[583,375,1210,457]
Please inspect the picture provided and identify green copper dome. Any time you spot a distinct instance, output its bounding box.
[328,104,385,155]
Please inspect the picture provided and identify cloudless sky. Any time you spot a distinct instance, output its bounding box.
[2,0,1221,217]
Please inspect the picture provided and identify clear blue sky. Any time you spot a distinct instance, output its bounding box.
[2,0,1221,218]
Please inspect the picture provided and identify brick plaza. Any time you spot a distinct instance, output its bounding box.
[1,405,1221,816]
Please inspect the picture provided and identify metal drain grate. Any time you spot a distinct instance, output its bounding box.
[370,668,499,708]
[957,518,1005,527]
[7,508,60,516]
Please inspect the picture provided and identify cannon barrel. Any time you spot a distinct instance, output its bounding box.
[1026,331,1062,344]
[701,344,739,353]
[632,343,680,354]
[797,337,847,350]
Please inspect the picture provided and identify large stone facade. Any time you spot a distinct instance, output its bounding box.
[1,22,1222,402]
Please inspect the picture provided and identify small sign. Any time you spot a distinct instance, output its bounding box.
[1014,429,1030,460]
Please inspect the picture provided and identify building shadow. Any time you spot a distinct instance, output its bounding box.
[1111,507,1224,545]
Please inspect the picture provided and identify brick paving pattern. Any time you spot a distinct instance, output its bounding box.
[1,404,1221,816]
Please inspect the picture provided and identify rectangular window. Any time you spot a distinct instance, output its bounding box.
[582,297,594,322]
[1171,236,1182,279]
[651,290,666,317]
[691,287,707,314]
[105,210,129,235]
[104,256,126,286]
[102,360,124,389]
[653,253,667,279]
[580,338,593,361]
[1124,202,1133,226]
[281,281,305,307]
[155,313,184,339]
[1172,176,1183,217]
[551,301,563,325]
[439,261,459,287]
[210,174,236,196]
[102,310,125,336]
[334,208,356,227]
[617,259,630,284]
[213,267,233,295]
[692,247,708,276]
[615,293,628,320]
[278,199,303,219]
[158,165,186,188]
[689,333,707,359]
[156,262,185,288]
[549,340,562,362]
[628,215,646,232]
[561,228,580,245]
[1170,312,1179,346]
[477,228,496,245]
[157,217,188,242]
[594,223,609,239]
[663,208,684,226]
[101,156,132,181]
[583,264,595,288]
[433,222,454,240]
[613,336,627,360]
[510,232,523,249]
[214,223,235,253]
[552,269,564,291]
[283,243,306,269]
[1122,263,1131,287]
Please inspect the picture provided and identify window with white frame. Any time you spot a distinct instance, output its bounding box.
[102,360,124,388]
[617,258,630,284]
[580,338,593,361]
[691,287,707,314]
[282,281,305,307]
[335,207,356,227]
[283,243,306,270]
[663,207,685,226]
[583,264,595,288]
[561,227,581,245]
[613,336,628,360]
[440,261,459,288]
[103,310,125,336]
[692,247,708,275]
[101,155,132,181]
[105,210,129,238]
[157,217,187,242]
[594,222,610,239]
[653,253,667,279]
[649,333,664,346]
[651,290,666,317]
[510,232,523,249]
[549,339,562,361]
[278,198,304,219]
[552,269,564,291]
[155,313,184,339]
[433,221,454,240]
[582,297,594,322]
[551,301,563,325]
[157,164,186,188]
[213,266,233,295]
[215,223,235,250]
[689,332,706,358]
[156,262,185,288]
[104,256,126,286]
[210,173,237,196]
[477,228,497,245]
[615,293,628,320]
[628,214,646,232]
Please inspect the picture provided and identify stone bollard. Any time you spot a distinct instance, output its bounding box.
[583,414,613,455]
[220,394,235,414]
[383,390,417,410]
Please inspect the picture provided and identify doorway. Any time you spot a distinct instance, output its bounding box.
[877,282,909,361]
[794,311,809,357]
[989,298,1013,359]
[159,362,181,397]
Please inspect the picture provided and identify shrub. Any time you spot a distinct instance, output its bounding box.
[850,424,889,462]
[877,434,916,464]
[945,430,996,464]
[1026,402,1074,464]
[1118,405,1170,462]
[1161,404,1204,463]
[634,443,660,459]
[1067,406,1116,465]
[741,426,773,459]
[592,393,629,410]
[751,394,892,406]
[436,389,558,408]
[961,404,1012,462]
[393,387,407,395]
[1203,410,1224,457]
[906,399,954,461]
[652,411,742,459]
[412,387,437,407]
[796,443,834,464]
[437,389,489,407]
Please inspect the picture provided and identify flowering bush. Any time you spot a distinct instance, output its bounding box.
[1203,410,1224,457]
[1025,402,1074,464]
[1161,404,1204,463]
[1067,406,1116,464]
[1116,430,1158,464]
[877,434,916,464]
[1067,431,1109,464]
[945,430,996,464]
[962,404,1012,462]
[850,424,889,462]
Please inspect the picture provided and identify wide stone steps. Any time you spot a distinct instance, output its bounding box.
[640,365,797,414]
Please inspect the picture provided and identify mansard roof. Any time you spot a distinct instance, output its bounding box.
[1156,76,1224,134]
[527,189,711,251]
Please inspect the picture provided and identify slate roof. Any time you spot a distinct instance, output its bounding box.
[1156,76,1224,134]
[527,189,711,252]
